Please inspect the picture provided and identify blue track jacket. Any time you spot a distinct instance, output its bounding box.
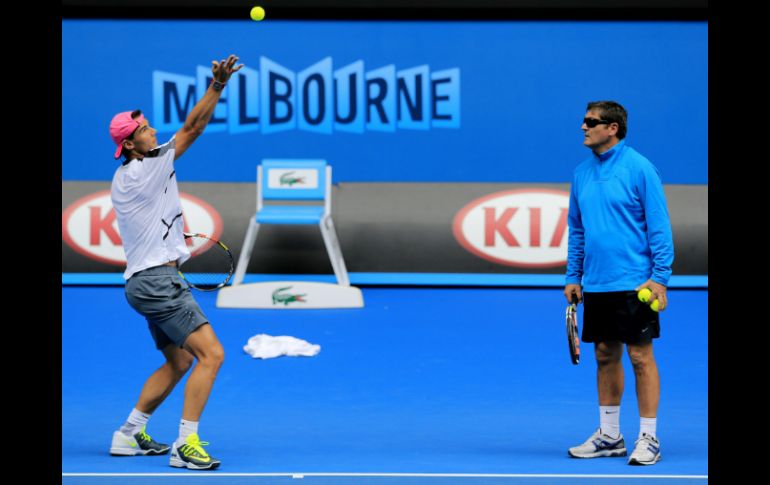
[565,140,674,292]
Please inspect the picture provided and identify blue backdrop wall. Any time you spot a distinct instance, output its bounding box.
[62,20,707,184]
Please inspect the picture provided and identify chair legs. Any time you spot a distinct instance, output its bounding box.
[232,218,261,285]
[319,216,350,287]
[234,216,349,287]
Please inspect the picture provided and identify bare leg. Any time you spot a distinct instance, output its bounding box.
[595,341,624,406]
[627,342,660,418]
[134,345,195,414]
[181,323,225,421]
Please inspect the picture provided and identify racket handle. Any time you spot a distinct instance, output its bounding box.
[571,294,578,305]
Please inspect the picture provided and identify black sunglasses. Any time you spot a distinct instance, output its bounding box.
[583,117,612,128]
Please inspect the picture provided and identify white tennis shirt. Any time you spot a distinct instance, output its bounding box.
[111,137,191,280]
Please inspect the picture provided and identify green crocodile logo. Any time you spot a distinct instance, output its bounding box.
[279,171,306,187]
[272,286,307,306]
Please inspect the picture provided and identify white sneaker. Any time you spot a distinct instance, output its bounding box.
[109,427,171,456]
[568,428,627,458]
[628,433,662,465]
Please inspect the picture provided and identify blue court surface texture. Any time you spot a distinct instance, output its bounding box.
[62,286,708,484]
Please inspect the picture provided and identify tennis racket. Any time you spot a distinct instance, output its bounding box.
[566,294,580,365]
[178,232,234,291]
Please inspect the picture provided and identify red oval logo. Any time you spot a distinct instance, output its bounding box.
[452,188,570,268]
[62,190,224,266]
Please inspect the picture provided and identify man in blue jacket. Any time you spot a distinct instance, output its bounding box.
[564,101,674,466]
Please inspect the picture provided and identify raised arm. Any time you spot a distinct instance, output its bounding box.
[174,54,244,160]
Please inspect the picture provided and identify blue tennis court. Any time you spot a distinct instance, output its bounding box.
[62,285,707,484]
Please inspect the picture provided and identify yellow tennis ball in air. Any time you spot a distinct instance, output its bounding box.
[250,6,266,21]
[637,288,652,303]
[650,299,660,312]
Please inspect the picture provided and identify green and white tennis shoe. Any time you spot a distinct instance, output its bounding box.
[110,426,170,456]
[169,433,221,470]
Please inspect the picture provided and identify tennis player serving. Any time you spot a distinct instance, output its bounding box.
[108,54,243,470]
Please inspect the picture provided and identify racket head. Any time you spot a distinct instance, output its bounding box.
[178,232,234,291]
[566,296,580,365]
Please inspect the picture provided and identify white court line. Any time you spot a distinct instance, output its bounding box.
[62,472,708,479]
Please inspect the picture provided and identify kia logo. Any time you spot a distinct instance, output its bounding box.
[62,190,223,266]
[453,189,570,268]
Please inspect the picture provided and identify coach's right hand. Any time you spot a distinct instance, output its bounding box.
[564,284,582,304]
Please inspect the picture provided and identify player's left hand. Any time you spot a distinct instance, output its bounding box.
[635,279,668,311]
[212,54,244,84]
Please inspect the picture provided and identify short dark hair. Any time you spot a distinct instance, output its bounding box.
[122,109,143,161]
[586,101,627,139]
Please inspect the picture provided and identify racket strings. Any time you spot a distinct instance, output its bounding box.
[182,269,232,290]
[179,235,234,291]
[566,305,580,364]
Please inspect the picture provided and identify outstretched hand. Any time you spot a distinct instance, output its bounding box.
[211,55,244,84]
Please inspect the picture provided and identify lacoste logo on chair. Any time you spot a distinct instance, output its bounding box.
[279,172,306,186]
[272,286,307,305]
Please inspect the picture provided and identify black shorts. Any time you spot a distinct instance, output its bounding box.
[582,291,660,344]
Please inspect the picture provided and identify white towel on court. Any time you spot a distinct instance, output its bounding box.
[243,334,321,359]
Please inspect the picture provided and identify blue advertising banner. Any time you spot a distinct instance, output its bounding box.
[63,20,707,184]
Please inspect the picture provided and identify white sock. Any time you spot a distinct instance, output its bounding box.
[640,417,657,439]
[119,408,150,437]
[177,419,199,447]
[599,406,621,439]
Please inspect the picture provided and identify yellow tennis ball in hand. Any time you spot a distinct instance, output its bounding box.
[637,288,652,303]
[650,299,660,312]
[250,6,266,21]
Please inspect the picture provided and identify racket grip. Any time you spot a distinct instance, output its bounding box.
[571,294,578,305]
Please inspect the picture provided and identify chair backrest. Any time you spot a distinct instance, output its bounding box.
[257,159,331,212]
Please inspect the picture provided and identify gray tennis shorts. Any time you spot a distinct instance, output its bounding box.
[125,265,209,350]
